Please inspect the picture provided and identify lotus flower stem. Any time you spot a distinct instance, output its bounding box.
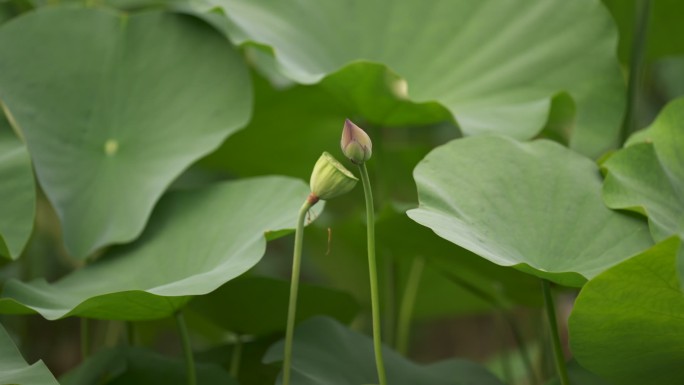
[230,336,243,379]
[622,0,652,143]
[501,311,539,385]
[283,153,357,385]
[497,334,514,385]
[541,280,569,385]
[175,311,197,385]
[359,163,388,385]
[283,197,315,385]
[396,256,424,356]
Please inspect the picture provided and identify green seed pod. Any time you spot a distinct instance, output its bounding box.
[309,152,358,201]
[341,119,372,164]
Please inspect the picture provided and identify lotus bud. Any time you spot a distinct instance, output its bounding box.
[309,152,358,202]
[341,119,372,164]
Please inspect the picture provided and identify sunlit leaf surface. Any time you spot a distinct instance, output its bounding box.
[0,6,252,258]
[408,135,652,286]
[215,0,625,157]
[570,237,684,385]
[603,97,684,241]
[0,177,321,320]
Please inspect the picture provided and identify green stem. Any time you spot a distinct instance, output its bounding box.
[230,337,243,379]
[80,318,90,361]
[502,312,539,385]
[359,163,388,385]
[499,347,514,385]
[621,0,652,144]
[439,271,538,384]
[541,280,569,385]
[175,311,197,385]
[383,255,397,347]
[539,311,554,381]
[283,197,315,385]
[396,256,424,356]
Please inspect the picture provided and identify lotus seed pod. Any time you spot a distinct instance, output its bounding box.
[341,119,372,164]
[309,152,358,201]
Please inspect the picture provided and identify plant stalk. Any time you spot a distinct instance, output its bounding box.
[439,271,538,384]
[396,256,425,356]
[283,197,315,385]
[502,312,539,385]
[541,280,569,385]
[359,163,388,385]
[621,0,652,144]
[175,311,197,385]
[383,255,397,347]
[230,337,243,379]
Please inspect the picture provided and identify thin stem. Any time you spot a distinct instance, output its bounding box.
[396,256,425,356]
[383,255,396,347]
[439,271,539,384]
[541,280,569,385]
[499,349,514,385]
[502,312,539,385]
[229,337,243,379]
[621,0,652,144]
[539,310,554,381]
[80,318,89,361]
[175,311,197,385]
[282,197,315,385]
[359,163,388,385]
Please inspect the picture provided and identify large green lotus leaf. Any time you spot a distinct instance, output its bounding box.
[0,116,35,260]
[603,97,684,241]
[61,346,237,385]
[407,135,653,287]
[188,275,359,336]
[0,6,252,258]
[264,316,504,385]
[0,177,320,320]
[211,0,625,157]
[569,237,684,385]
[0,321,59,385]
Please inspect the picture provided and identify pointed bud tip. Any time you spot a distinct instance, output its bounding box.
[340,119,372,164]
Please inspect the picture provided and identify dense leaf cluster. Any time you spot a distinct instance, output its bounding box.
[0,0,682,384]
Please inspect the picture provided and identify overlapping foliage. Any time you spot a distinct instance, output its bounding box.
[0,0,681,384]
